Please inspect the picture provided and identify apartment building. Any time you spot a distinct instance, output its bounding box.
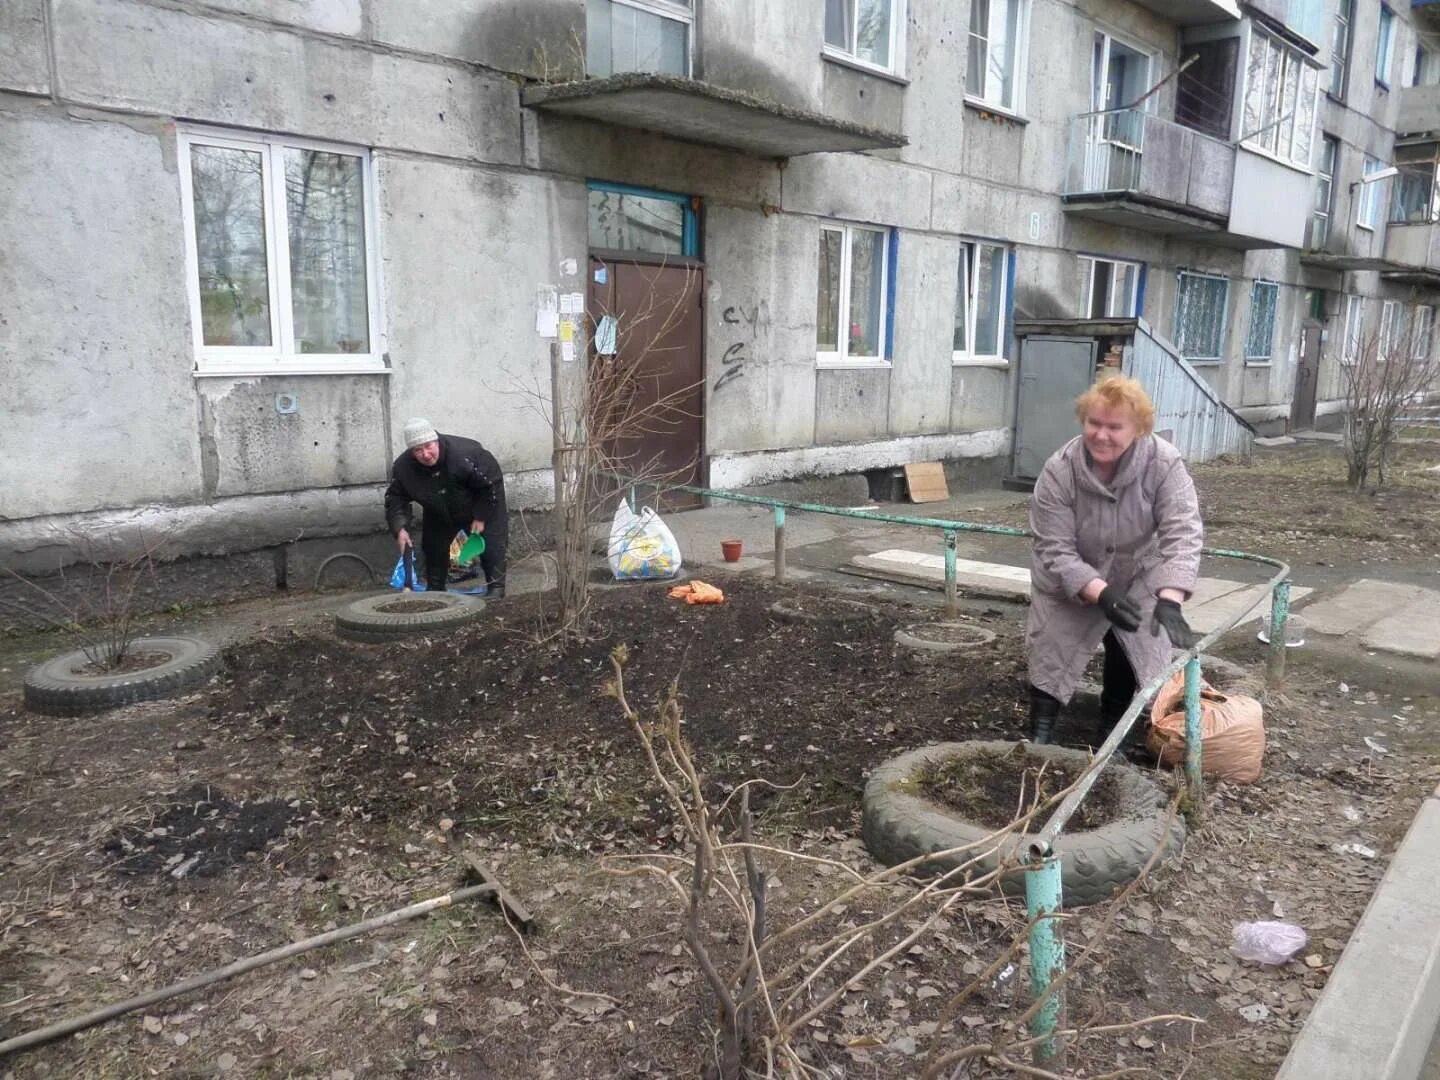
[1,0,1436,565]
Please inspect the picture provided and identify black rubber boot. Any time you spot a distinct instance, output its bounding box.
[1028,685,1061,745]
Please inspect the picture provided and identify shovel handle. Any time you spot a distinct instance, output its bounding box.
[402,549,415,592]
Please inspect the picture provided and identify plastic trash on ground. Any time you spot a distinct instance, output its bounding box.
[607,499,682,581]
[668,581,725,605]
[1231,921,1308,964]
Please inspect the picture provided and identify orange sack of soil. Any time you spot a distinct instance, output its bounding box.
[667,581,725,605]
[1147,670,1265,784]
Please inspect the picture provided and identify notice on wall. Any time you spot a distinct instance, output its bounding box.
[595,314,618,356]
[559,257,578,277]
[559,319,576,363]
[535,285,559,337]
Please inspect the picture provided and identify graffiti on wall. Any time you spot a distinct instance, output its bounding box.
[713,300,770,393]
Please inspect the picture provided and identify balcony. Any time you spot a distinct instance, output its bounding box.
[521,74,906,159]
[1397,84,1440,136]
[1125,0,1239,26]
[1062,110,1311,250]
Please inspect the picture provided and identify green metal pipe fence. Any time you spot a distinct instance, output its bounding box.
[618,476,1292,1065]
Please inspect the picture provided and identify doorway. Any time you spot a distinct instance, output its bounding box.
[1292,322,1322,431]
[1013,334,1099,480]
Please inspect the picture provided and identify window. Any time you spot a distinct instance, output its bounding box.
[817,223,891,366]
[1310,135,1338,248]
[953,239,1011,365]
[824,0,902,71]
[1392,146,1439,224]
[1341,294,1365,364]
[1329,0,1353,97]
[966,0,1029,113]
[587,182,699,256]
[1376,6,1395,86]
[1413,42,1440,87]
[1245,281,1280,362]
[1413,305,1435,360]
[1173,271,1230,363]
[1357,155,1387,229]
[1242,28,1318,169]
[1379,300,1403,361]
[1077,256,1141,318]
[586,0,691,77]
[178,128,380,375]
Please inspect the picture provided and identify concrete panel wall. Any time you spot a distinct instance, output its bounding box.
[950,366,1012,431]
[700,0,824,110]
[0,105,200,519]
[197,375,389,497]
[194,0,364,37]
[0,0,50,96]
[897,0,969,175]
[782,153,935,231]
[704,207,818,453]
[50,0,523,166]
[815,369,891,442]
[377,155,580,472]
[372,0,584,79]
[888,234,960,435]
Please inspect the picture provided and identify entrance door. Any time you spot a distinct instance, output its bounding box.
[1013,335,1099,480]
[1292,322,1322,431]
[588,257,705,509]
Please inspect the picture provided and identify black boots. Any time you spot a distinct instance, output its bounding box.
[1028,685,1061,745]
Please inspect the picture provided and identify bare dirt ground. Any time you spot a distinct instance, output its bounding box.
[2,443,1438,1079]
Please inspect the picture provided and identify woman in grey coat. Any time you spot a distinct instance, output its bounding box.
[1027,374,1203,745]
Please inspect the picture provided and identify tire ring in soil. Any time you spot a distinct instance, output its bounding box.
[894,623,998,654]
[768,598,881,627]
[862,740,1185,908]
[313,551,377,591]
[334,592,486,643]
[23,636,223,717]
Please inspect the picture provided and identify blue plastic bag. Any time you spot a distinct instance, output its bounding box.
[387,549,488,595]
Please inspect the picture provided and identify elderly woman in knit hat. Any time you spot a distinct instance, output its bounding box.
[384,418,508,597]
[1026,375,1203,747]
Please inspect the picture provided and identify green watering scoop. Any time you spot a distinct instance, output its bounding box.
[457,532,487,566]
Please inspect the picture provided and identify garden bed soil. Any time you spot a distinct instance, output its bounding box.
[73,650,172,677]
[917,744,1122,830]
[1,574,1437,1079]
[375,598,451,614]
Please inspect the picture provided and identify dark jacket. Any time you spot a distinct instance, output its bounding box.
[384,434,506,536]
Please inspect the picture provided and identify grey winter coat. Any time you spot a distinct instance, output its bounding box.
[1027,434,1203,703]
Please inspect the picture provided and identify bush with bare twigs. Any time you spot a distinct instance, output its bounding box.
[1338,308,1440,491]
[601,645,1197,1079]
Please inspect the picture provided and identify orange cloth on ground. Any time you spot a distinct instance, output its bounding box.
[667,581,725,604]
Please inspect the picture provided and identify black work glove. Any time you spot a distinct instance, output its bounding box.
[1097,585,1142,632]
[1151,598,1200,649]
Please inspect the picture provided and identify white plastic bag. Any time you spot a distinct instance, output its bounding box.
[1231,921,1308,965]
[607,499,683,581]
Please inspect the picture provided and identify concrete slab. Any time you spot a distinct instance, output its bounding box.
[1254,435,1298,447]
[1276,795,1440,1080]
[1186,583,1313,635]
[1362,604,1440,660]
[851,549,1033,598]
[1300,579,1430,637]
[1292,430,1344,442]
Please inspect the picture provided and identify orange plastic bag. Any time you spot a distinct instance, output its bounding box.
[1147,670,1265,784]
[667,581,725,605]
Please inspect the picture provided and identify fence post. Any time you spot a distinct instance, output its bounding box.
[1026,855,1066,1070]
[943,530,958,616]
[1184,654,1204,820]
[1265,579,1291,690]
[773,505,787,583]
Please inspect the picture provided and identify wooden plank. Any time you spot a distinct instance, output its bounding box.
[903,462,949,503]
[458,851,537,931]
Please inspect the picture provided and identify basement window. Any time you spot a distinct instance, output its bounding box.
[178,127,383,376]
[817,222,894,367]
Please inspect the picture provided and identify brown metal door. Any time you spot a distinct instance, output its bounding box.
[588,258,705,510]
[1292,323,1321,431]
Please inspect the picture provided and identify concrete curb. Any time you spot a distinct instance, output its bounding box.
[1275,788,1440,1080]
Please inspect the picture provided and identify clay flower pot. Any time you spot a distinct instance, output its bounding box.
[721,539,743,562]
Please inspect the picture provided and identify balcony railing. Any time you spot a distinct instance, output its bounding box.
[1063,108,1233,220]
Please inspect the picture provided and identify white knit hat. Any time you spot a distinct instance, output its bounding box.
[403,417,438,449]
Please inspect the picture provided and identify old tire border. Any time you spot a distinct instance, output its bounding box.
[335,592,486,643]
[862,740,1185,908]
[768,597,882,626]
[23,635,222,717]
[894,622,998,653]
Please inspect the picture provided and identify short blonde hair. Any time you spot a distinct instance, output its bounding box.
[1075,374,1156,435]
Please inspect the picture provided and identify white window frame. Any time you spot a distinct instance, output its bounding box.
[1173,270,1230,364]
[1341,294,1365,364]
[1379,299,1403,361]
[1078,255,1142,318]
[1310,134,1338,248]
[177,126,385,377]
[1376,5,1396,87]
[816,221,892,369]
[1241,27,1320,171]
[964,0,1032,116]
[823,0,906,76]
[1413,304,1435,360]
[1329,0,1353,97]
[1244,280,1280,364]
[587,0,694,77]
[1357,155,1387,230]
[953,238,1011,367]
